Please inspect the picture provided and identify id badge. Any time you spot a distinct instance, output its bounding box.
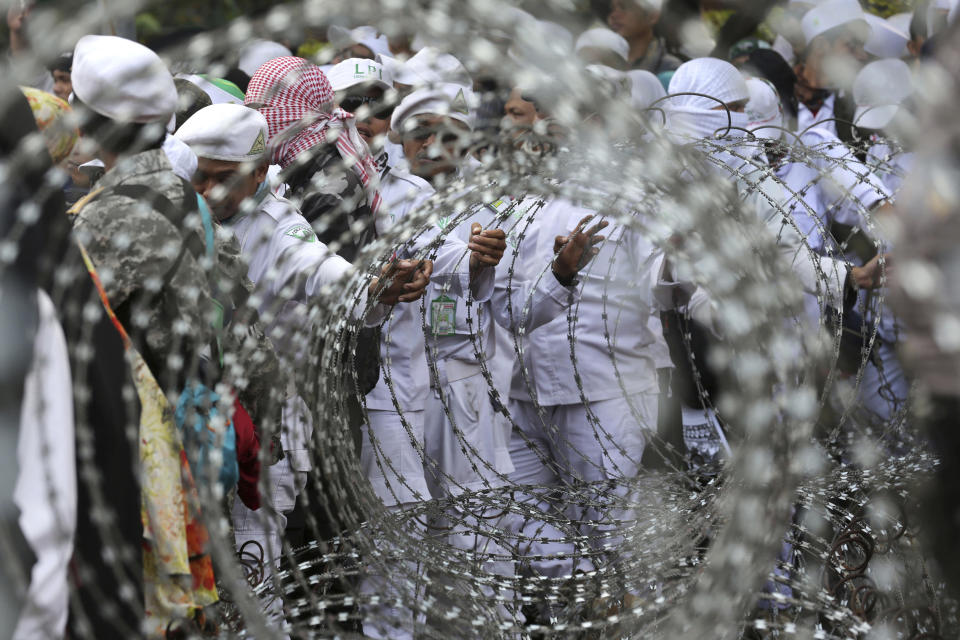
[430,295,457,336]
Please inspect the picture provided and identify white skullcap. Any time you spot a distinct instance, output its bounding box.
[392,47,471,88]
[771,34,797,66]
[853,58,913,130]
[238,40,292,77]
[575,28,630,62]
[745,77,784,141]
[390,83,477,134]
[864,13,909,58]
[802,0,867,45]
[72,35,177,123]
[327,58,393,92]
[668,57,749,110]
[176,73,244,105]
[886,12,912,35]
[626,69,667,110]
[175,103,269,162]
[327,25,391,59]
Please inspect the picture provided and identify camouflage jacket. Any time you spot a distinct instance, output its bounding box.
[71,148,281,421]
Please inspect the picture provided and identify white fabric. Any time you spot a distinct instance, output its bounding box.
[328,25,391,59]
[174,73,244,105]
[801,0,866,44]
[627,69,667,110]
[745,77,785,141]
[866,141,914,195]
[391,47,472,88]
[507,393,657,570]
[390,84,478,132]
[864,13,909,59]
[162,134,198,182]
[72,35,177,123]
[424,370,507,495]
[362,410,429,506]
[666,58,751,141]
[886,12,912,36]
[220,192,384,356]
[238,40,292,77]
[575,27,630,62]
[853,58,913,130]
[508,209,666,406]
[13,291,75,640]
[328,58,394,92]
[175,103,268,162]
[772,34,797,66]
[797,92,836,135]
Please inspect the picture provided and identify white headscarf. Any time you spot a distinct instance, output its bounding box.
[665,58,751,141]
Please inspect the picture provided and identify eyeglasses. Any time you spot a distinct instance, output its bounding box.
[340,94,396,120]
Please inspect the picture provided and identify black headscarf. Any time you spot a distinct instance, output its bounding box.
[742,48,799,121]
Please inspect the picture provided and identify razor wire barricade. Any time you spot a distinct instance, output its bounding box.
[1,1,957,639]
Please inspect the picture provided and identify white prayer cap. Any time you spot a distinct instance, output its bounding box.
[175,103,269,162]
[745,77,784,141]
[626,69,667,110]
[864,13,909,58]
[327,58,393,92]
[71,35,177,124]
[176,73,244,105]
[668,57,749,110]
[327,25,391,59]
[390,83,477,134]
[393,47,471,88]
[238,40,292,77]
[771,34,797,66]
[801,0,867,45]
[886,12,912,35]
[853,58,913,130]
[575,28,630,63]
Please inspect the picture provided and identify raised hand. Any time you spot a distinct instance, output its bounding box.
[552,215,609,284]
[468,222,508,274]
[370,259,435,305]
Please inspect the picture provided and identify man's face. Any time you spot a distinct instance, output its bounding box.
[799,28,868,91]
[399,114,470,181]
[504,88,537,128]
[52,70,72,101]
[192,157,267,221]
[338,86,394,147]
[608,0,659,41]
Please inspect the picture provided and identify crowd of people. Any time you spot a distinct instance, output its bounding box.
[2,0,955,637]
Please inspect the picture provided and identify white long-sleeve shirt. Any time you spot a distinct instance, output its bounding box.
[221,191,388,359]
[508,202,668,405]
[777,127,891,256]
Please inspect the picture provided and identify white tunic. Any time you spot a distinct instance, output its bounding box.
[221,191,387,358]
[797,93,837,136]
[14,291,76,640]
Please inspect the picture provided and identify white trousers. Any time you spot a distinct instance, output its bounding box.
[423,368,515,623]
[506,393,658,578]
[423,369,511,495]
[232,395,312,579]
[362,409,430,507]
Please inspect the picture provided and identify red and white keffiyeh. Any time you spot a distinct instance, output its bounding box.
[245,56,382,214]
